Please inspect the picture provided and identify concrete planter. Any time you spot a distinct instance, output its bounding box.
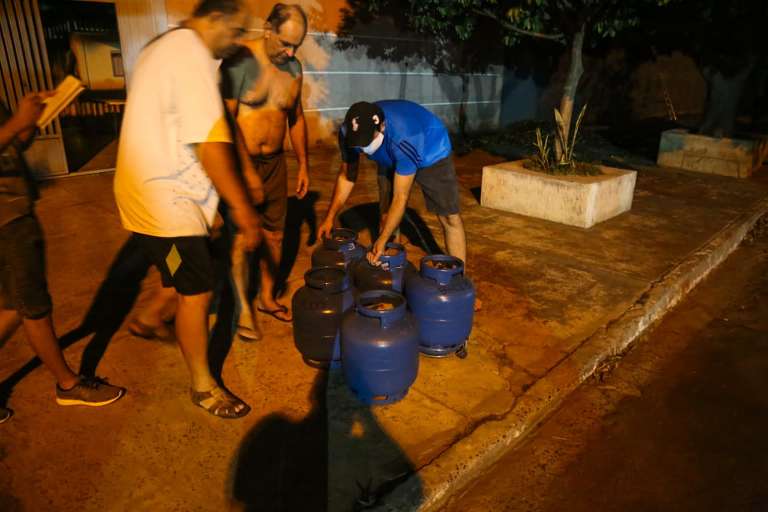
[481,160,637,228]
[657,129,768,178]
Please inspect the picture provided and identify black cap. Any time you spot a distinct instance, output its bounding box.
[343,102,385,148]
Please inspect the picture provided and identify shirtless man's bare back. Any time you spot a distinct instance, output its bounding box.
[222,3,309,337]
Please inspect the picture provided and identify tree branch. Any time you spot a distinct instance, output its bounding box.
[472,8,565,42]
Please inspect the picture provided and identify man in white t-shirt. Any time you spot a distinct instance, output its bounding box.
[114,0,260,419]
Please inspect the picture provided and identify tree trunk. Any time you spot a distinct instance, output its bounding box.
[699,59,755,138]
[554,25,585,163]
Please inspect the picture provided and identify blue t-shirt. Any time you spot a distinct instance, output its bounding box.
[339,100,452,176]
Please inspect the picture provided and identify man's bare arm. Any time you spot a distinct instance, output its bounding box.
[0,118,24,153]
[318,161,357,239]
[195,141,261,249]
[0,94,46,151]
[368,172,415,263]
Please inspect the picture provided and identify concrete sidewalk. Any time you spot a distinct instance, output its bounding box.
[0,148,766,511]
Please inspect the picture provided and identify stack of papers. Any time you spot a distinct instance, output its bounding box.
[36,75,85,130]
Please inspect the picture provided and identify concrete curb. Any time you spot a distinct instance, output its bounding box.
[374,196,768,512]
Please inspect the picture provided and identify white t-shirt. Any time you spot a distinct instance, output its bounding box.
[114,28,231,237]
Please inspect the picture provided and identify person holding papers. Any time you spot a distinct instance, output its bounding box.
[0,93,125,424]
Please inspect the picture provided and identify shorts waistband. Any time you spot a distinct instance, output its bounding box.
[251,151,285,163]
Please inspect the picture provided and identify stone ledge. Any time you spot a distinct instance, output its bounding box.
[657,129,768,178]
[480,161,637,228]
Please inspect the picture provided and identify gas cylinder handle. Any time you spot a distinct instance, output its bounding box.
[324,228,358,250]
[356,290,406,329]
[420,255,464,286]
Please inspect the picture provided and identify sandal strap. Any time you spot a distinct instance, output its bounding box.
[191,386,250,419]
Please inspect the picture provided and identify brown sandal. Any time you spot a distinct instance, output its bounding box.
[190,386,250,419]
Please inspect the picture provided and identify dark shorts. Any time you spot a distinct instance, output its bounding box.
[132,233,214,296]
[0,215,52,319]
[253,152,287,232]
[378,155,460,217]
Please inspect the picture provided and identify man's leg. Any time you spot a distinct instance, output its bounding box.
[2,215,124,406]
[231,233,261,340]
[417,156,466,261]
[174,291,217,392]
[22,314,79,390]
[255,229,291,321]
[418,156,481,309]
[136,233,249,417]
[176,290,249,417]
[0,308,21,345]
[436,213,467,264]
[253,154,291,322]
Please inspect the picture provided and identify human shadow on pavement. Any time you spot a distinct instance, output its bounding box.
[208,233,237,384]
[274,191,319,299]
[338,202,443,255]
[0,235,151,405]
[470,186,481,203]
[228,370,423,511]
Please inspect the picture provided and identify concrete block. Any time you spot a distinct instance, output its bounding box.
[657,129,768,178]
[480,161,637,228]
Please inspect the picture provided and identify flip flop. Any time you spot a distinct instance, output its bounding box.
[256,304,292,323]
[236,324,262,342]
[0,406,13,424]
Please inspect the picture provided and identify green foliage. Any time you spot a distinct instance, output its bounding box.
[367,0,678,48]
[526,104,599,176]
[531,127,551,171]
[555,103,588,164]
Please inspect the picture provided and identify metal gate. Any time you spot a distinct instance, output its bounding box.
[0,0,68,176]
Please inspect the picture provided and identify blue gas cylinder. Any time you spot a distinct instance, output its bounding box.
[292,266,354,368]
[341,290,419,405]
[351,242,408,293]
[405,255,475,358]
[311,228,365,270]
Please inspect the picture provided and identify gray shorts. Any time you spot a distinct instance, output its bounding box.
[0,214,52,319]
[378,155,460,217]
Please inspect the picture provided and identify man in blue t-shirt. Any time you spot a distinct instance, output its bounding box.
[318,100,467,266]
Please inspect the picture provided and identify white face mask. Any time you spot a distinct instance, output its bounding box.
[361,132,384,155]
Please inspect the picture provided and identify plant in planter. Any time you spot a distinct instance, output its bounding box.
[479,109,637,229]
[523,105,601,176]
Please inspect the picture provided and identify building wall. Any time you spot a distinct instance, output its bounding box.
[501,48,707,128]
[163,0,503,145]
[71,34,126,91]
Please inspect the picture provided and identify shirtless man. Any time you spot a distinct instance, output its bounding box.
[221,3,309,339]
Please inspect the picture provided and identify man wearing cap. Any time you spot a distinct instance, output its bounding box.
[318,100,467,267]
